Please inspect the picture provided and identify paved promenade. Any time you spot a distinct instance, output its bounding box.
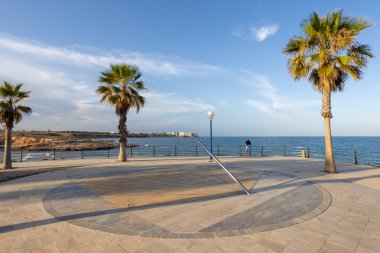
[0,156,380,252]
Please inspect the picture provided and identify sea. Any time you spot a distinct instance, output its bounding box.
[14,136,380,166]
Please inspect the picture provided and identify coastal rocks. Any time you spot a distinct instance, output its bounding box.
[11,136,120,151]
[1,131,137,151]
[12,137,53,145]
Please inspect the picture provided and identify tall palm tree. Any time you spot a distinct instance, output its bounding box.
[0,82,32,170]
[97,64,146,162]
[283,10,373,173]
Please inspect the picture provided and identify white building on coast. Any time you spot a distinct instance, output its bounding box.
[178,132,198,137]
[166,132,198,137]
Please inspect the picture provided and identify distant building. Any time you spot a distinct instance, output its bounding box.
[178,132,198,137]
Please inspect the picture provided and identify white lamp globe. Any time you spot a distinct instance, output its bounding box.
[207,110,214,120]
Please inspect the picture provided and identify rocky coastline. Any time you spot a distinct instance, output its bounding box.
[0,131,137,151]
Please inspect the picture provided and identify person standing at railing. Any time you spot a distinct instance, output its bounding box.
[245,139,252,157]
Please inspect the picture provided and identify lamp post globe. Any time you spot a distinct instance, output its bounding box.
[207,110,214,120]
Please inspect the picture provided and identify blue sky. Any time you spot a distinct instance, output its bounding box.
[0,0,379,136]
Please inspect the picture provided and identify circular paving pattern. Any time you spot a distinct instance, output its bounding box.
[42,165,331,238]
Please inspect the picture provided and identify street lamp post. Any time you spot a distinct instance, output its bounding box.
[207,110,214,161]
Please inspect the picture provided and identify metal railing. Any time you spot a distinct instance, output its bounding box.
[1,145,379,166]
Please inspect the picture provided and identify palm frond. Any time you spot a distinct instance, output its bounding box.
[283,37,308,55]
[13,111,23,125]
[283,10,373,92]
[348,43,374,58]
[0,101,11,109]
[96,85,111,94]
[288,55,312,81]
[16,105,32,115]
[97,64,147,114]
[0,81,32,127]
[133,81,146,90]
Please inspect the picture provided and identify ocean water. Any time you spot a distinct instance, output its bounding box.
[124,136,380,166]
[12,136,380,166]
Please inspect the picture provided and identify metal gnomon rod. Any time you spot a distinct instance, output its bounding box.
[194,138,251,195]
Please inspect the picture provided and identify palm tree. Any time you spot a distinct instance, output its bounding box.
[97,64,146,162]
[283,10,373,173]
[0,82,32,170]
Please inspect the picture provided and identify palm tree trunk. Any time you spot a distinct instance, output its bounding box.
[2,127,12,170]
[118,112,127,162]
[119,142,126,162]
[321,88,336,173]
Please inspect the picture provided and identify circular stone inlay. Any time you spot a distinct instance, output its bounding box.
[42,167,331,238]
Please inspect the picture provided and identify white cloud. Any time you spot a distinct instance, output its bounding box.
[141,92,214,115]
[31,112,41,117]
[0,34,224,132]
[246,100,275,115]
[0,34,221,76]
[0,33,318,134]
[241,71,319,115]
[250,25,279,41]
[232,29,246,40]
[233,24,279,42]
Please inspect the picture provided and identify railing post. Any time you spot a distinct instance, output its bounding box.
[283,146,286,157]
[20,148,23,162]
[53,147,56,160]
[153,145,156,156]
[130,146,133,157]
[354,149,358,164]
[107,148,110,158]
[174,145,177,156]
[261,145,264,157]
[195,145,198,156]
[218,145,220,156]
[81,149,84,159]
[307,146,310,158]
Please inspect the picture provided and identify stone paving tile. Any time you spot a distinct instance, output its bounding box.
[119,238,150,252]
[1,157,380,252]
[326,233,360,251]
[333,221,363,241]
[257,237,289,253]
[184,240,224,253]
[39,162,332,238]
[11,238,41,252]
[244,243,278,253]
[282,239,324,253]
[100,244,127,253]
[30,243,60,253]
[200,182,326,233]
[358,233,380,253]
[78,243,104,253]
[53,237,82,253]
[319,241,354,253]
[345,215,371,227]
[296,219,333,237]
[355,245,379,253]
[214,241,249,253]
[163,239,200,252]
[136,241,186,253]
[0,247,12,253]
